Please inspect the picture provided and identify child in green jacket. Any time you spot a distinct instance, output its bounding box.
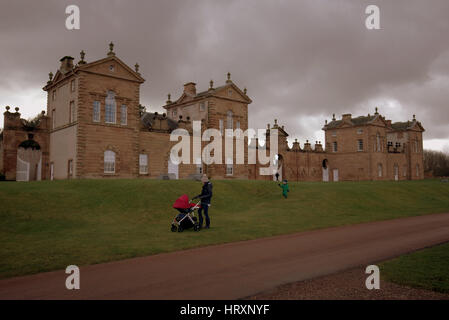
[278,179,290,198]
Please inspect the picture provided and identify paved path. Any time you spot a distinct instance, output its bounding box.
[1,213,449,300]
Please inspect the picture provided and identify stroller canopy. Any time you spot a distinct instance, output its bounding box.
[173,194,196,209]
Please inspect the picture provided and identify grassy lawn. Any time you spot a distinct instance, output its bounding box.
[1,179,449,279]
[380,242,449,294]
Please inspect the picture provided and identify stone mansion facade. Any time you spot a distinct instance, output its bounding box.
[0,44,425,182]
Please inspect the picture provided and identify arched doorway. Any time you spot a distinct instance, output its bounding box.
[322,159,329,182]
[273,154,283,181]
[16,135,42,181]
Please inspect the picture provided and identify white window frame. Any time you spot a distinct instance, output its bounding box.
[93,101,100,122]
[376,133,381,152]
[416,164,420,177]
[332,141,337,153]
[71,80,75,92]
[139,154,148,174]
[200,101,207,112]
[226,157,233,176]
[357,128,363,134]
[105,91,116,124]
[121,104,127,125]
[69,101,76,123]
[104,150,116,174]
[52,109,56,129]
[219,119,224,136]
[357,139,363,152]
[378,163,383,177]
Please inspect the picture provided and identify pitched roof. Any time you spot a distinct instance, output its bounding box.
[141,112,178,131]
[390,120,425,132]
[324,115,378,129]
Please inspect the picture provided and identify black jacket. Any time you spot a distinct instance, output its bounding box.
[195,182,213,204]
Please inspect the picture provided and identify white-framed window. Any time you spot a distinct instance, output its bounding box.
[52,109,56,129]
[357,139,363,151]
[228,89,233,97]
[332,131,337,137]
[105,91,116,124]
[332,141,338,153]
[68,159,73,178]
[376,133,381,152]
[378,163,383,177]
[93,101,100,122]
[414,139,419,153]
[121,104,127,125]
[200,101,207,112]
[52,90,56,101]
[416,164,420,177]
[69,101,76,123]
[226,158,233,175]
[172,109,177,118]
[104,150,116,174]
[357,128,363,134]
[71,80,75,92]
[227,110,233,129]
[236,121,241,137]
[196,158,202,174]
[139,154,148,174]
[219,119,224,136]
[403,166,407,177]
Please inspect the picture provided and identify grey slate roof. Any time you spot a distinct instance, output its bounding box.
[141,112,178,130]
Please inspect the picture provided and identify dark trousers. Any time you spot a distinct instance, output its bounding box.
[198,203,210,228]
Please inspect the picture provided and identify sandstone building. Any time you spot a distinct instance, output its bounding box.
[0,44,425,182]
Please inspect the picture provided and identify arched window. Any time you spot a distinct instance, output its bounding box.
[416,164,420,177]
[378,163,383,177]
[104,150,116,173]
[105,91,116,124]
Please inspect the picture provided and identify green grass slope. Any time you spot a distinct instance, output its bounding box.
[1,179,448,279]
[380,242,449,294]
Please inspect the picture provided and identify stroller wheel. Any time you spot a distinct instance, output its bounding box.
[178,226,184,232]
[193,224,200,232]
[171,224,177,232]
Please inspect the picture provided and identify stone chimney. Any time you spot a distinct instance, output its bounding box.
[342,113,352,121]
[59,56,74,74]
[315,141,323,152]
[183,82,196,96]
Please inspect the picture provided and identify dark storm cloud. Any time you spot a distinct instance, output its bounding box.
[0,0,448,149]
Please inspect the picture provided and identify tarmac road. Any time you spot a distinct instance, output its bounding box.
[1,212,449,299]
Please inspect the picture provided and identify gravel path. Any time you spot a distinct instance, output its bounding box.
[249,267,449,300]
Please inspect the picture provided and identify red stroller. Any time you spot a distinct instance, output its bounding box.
[171,194,201,232]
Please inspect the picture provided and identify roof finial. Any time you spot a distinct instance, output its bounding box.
[375,107,379,115]
[48,72,53,83]
[79,50,86,65]
[413,114,416,121]
[325,119,328,125]
[166,93,172,104]
[108,42,115,56]
[332,113,336,121]
[209,79,214,90]
[243,87,247,95]
[134,63,140,74]
[226,72,232,83]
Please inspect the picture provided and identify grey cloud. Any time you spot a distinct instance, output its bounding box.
[0,0,448,148]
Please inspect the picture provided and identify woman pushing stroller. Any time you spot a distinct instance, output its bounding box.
[192,175,213,229]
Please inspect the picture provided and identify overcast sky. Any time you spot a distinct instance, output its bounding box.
[1,0,448,151]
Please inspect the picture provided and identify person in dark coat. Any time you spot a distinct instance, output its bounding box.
[193,175,213,229]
